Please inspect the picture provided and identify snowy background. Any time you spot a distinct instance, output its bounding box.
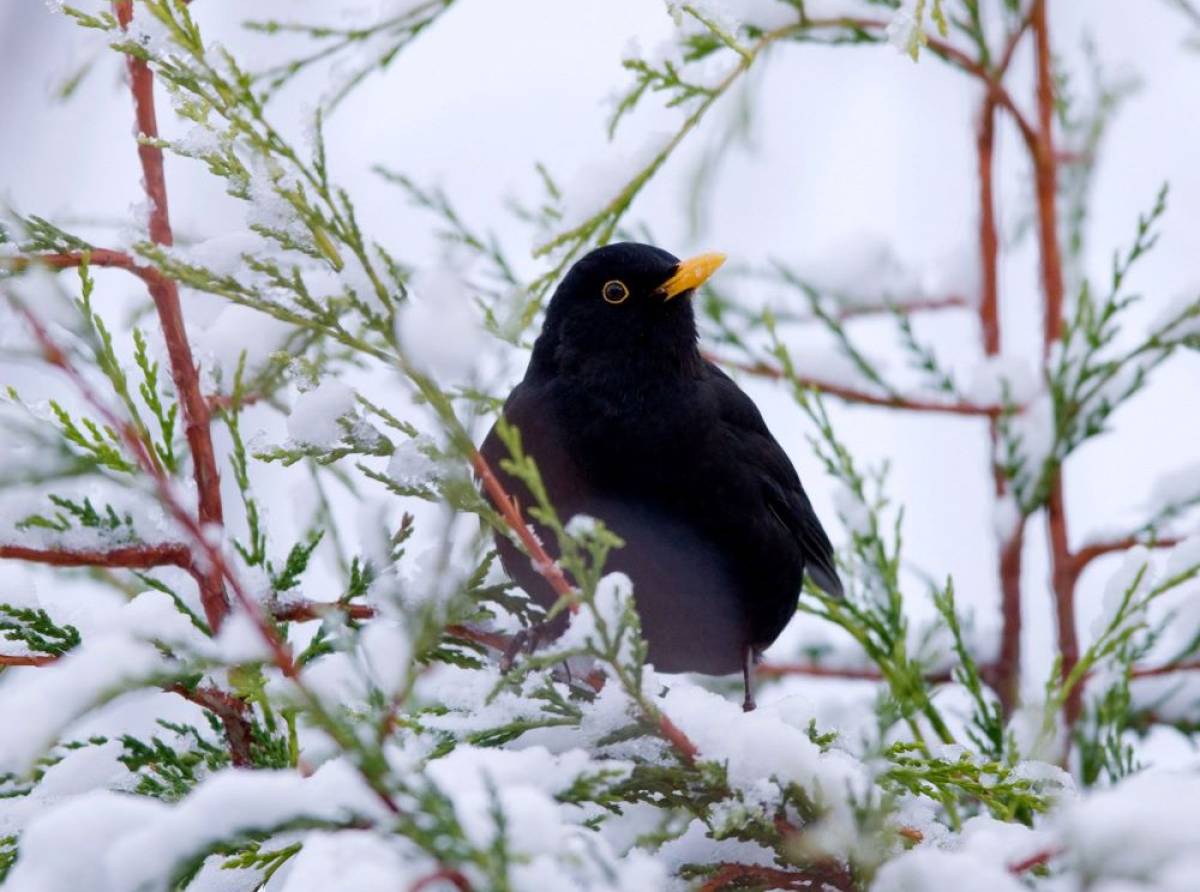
[1,1,1200,889]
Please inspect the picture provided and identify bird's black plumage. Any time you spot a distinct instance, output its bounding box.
[480,243,841,704]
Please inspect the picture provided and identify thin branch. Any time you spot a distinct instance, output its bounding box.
[707,353,1010,417]
[168,682,254,768]
[268,599,376,623]
[1009,847,1060,874]
[1030,0,1064,354]
[1130,659,1200,679]
[1071,535,1182,572]
[757,662,956,683]
[829,295,970,321]
[977,80,1027,716]
[0,542,192,570]
[0,653,58,667]
[1027,0,1077,735]
[756,662,884,680]
[470,449,576,605]
[699,860,855,892]
[113,0,228,630]
[408,867,473,892]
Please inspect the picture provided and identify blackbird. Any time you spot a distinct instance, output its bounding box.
[480,243,842,710]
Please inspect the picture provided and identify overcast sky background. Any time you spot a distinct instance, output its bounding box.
[1,1,1198,704]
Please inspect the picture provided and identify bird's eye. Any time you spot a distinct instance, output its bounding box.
[602,280,630,305]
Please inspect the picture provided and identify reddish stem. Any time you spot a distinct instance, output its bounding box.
[1130,659,1200,679]
[977,75,1029,716]
[707,354,1011,417]
[471,449,576,606]
[1031,0,1065,354]
[408,868,473,892]
[1009,847,1060,874]
[757,662,954,684]
[112,0,228,631]
[169,683,254,767]
[992,525,1026,715]
[0,654,59,667]
[1070,535,1181,573]
[699,861,855,892]
[269,600,377,623]
[0,542,191,570]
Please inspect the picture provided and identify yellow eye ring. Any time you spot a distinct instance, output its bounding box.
[603,280,629,304]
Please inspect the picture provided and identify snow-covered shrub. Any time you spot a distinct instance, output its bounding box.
[0,1,1198,890]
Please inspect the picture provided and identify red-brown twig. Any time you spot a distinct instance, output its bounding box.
[1030,1,1065,355]
[756,662,956,684]
[268,600,377,623]
[1009,847,1060,874]
[408,867,473,892]
[112,0,228,631]
[699,860,855,892]
[470,449,576,606]
[0,653,59,667]
[708,354,1011,417]
[169,683,255,768]
[1025,0,1078,736]
[976,68,1028,715]
[0,542,192,570]
[757,662,885,680]
[1130,660,1200,680]
[1070,535,1182,573]
[267,597,517,654]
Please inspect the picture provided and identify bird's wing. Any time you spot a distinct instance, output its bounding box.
[702,362,844,598]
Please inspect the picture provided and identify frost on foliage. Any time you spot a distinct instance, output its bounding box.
[657,683,868,853]
[966,355,1037,407]
[1147,461,1200,519]
[385,436,441,489]
[554,132,674,234]
[886,0,937,61]
[799,234,977,312]
[357,617,412,697]
[4,789,165,892]
[872,847,1027,892]
[287,379,356,449]
[1059,771,1200,887]
[9,761,388,892]
[195,303,294,383]
[395,267,488,381]
[275,831,428,892]
[1091,545,1154,638]
[556,572,636,657]
[422,746,664,891]
[210,606,273,665]
[0,635,165,775]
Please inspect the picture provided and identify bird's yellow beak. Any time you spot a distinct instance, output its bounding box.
[657,252,726,301]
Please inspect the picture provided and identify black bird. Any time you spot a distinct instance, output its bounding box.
[480,243,842,709]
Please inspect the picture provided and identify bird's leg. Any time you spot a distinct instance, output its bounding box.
[741,644,758,712]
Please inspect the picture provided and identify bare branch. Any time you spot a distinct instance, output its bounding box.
[0,542,192,570]
[113,0,228,630]
[707,353,1011,417]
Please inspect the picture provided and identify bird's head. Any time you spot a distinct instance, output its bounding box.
[533,242,725,376]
